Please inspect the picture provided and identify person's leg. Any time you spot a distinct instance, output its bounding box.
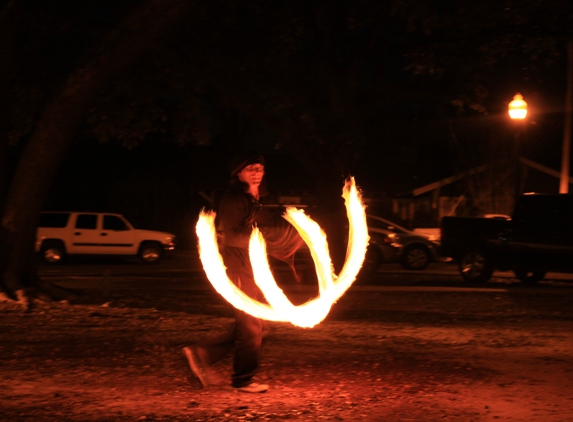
[231,307,263,388]
[183,322,235,386]
[195,323,236,365]
[228,273,264,388]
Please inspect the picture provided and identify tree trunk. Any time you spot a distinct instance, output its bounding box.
[0,0,21,211]
[0,0,197,302]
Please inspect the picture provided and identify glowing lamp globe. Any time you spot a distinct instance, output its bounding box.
[508,93,527,120]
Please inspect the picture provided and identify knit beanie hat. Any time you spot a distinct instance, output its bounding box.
[229,152,266,176]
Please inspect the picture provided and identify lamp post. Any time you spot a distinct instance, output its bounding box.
[509,93,527,199]
[560,41,573,194]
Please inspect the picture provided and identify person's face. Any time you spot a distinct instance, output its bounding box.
[238,163,265,187]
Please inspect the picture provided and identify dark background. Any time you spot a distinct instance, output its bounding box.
[5,0,573,248]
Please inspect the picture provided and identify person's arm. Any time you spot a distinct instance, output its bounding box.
[218,192,256,248]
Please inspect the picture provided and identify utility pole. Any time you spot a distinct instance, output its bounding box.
[560,40,573,193]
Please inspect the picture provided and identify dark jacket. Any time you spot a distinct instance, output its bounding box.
[218,186,304,279]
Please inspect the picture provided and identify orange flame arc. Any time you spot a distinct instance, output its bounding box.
[195,177,369,328]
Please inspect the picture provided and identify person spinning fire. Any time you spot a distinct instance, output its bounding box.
[183,152,303,393]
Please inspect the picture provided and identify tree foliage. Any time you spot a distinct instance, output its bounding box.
[392,0,573,114]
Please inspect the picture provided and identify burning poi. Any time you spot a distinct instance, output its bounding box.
[195,177,369,328]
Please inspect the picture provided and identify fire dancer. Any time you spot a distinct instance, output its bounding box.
[184,152,303,393]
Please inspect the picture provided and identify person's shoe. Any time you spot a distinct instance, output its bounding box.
[182,346,210,387]
[234,382,269,393]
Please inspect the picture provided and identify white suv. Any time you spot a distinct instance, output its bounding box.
[36,212,176,264]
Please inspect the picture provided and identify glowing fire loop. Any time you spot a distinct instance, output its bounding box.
[195,177,369,328]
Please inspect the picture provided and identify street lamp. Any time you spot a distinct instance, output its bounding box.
[508,93,527,200]
[508,93,528,120]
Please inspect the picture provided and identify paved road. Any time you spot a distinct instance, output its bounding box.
[39,250,573,293]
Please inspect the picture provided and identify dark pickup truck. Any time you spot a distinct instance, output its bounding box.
[440,193,573,283]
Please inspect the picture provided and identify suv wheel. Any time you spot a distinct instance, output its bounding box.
[41,240,66,264]
[459,247,494,283]
[514,270,546,284]
[401,245,430,270]
[138,242,164,264]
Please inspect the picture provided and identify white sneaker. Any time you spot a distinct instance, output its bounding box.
[235,382,269,393]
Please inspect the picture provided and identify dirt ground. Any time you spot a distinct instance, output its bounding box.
[1,275,573,421]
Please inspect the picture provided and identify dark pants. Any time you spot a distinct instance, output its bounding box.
[196,272,263,388]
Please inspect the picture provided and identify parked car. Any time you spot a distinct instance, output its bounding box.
[441,193,573,283]
[367,215,442,270]
[265,208,438,277]
[360,226,403,275]
[36,212,176,264]
[285,208,403,279]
